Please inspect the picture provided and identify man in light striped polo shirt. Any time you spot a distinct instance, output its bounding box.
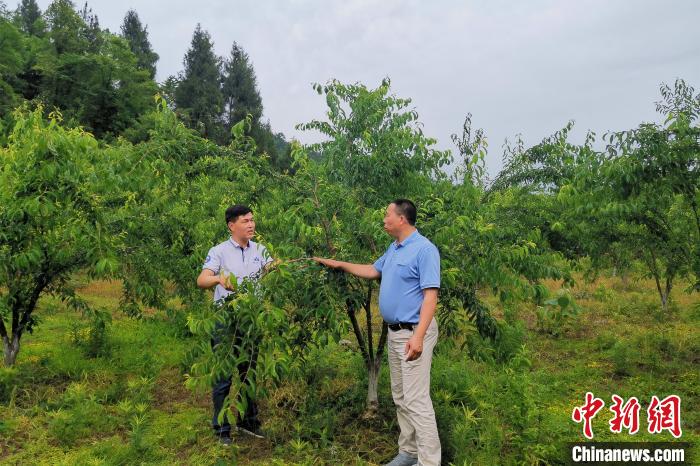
[197,204,272,444]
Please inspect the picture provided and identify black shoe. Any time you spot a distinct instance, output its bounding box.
[217,434,232,446]
[237,423,264,439]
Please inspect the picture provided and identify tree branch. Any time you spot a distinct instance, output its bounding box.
[690,199,700,241]
[647,248,665,309]
[346,300,369,365]
[365,283,373,361]
[375,321,389,362]
[0,316,8,340]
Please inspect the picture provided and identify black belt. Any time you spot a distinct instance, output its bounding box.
[387,322,416,331]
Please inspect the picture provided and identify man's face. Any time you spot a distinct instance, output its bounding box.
[383,203,404,237]
[228,212,256,241]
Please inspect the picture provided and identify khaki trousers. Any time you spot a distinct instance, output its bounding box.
[387,318,441,466]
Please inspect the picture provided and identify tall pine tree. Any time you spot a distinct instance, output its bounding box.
[0,17,24,117]
[120,9,158,79]
[174,24,223,140]
[15,0,44,36]
[220,41,291,168]
[45,0,88,54]
[159,75,179,109]
[221,42,262,129]
[78,2,101,52]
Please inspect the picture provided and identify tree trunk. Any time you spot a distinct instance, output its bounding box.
[346,283,389,417]
[364,323,388,418]
[654,276,673,313]
[647,249,672,313]
[365,359,380,418]
[661,275,673,314]
[621,271,629,289]
[3,333,20,366]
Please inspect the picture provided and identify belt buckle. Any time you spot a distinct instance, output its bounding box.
[388,322,413,331]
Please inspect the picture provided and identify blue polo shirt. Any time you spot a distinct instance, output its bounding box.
[202,238,272,302]
[373,230,440,324]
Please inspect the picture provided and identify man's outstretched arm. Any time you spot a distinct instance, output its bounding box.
[313,257,381,280]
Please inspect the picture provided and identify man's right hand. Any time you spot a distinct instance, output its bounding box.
[218,272,236,291]
[312,257,381,280]
[313,257,343,269]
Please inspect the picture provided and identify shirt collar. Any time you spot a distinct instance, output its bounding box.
[394,230,419,249]
[229,237,251,250]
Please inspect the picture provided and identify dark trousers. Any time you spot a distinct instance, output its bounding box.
[211,329,260,437]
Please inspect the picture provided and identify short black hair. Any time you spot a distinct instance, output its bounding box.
[391,198,417,225]
[225,204,252,224]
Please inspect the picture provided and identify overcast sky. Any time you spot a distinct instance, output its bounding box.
[35,0,700,175]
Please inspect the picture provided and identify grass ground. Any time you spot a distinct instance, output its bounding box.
[0,271,697,465]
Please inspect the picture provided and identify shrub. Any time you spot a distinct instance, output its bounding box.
[49,382,113,446]
[69,309,112,358]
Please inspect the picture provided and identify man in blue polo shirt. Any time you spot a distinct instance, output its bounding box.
[314,199,441,466]
[197,204,272,444]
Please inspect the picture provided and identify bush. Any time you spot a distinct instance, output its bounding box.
[593,284,615,302]
[69,309,112,358]
[535,289,580,336]
[460,312,525,364]
[610,341,635,377]
[593,331,617,351]
[494,320,526,363]
[0,366,17,403]
[49,382,114,446]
